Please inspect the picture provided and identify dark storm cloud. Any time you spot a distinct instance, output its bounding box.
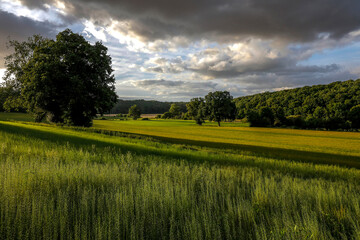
[19,0,54,9]
[0,10,56,67]
[190,64,341,79]
[19,0,360,42]
[226,70,358,95]
[4,0,359,101]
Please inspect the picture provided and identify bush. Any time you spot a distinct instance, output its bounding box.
[349,105,360,128]
[161,112,173,119]
[286,115,304,128]
[142,118,149,121]
[273,118,282,127]
[247,110,271,127]
[128,105,141,120]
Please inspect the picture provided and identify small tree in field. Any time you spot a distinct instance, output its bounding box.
[204,91,236,126]
[128,104,141,120]
[169,103,182,119]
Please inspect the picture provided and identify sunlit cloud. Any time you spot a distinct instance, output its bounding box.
[0,68,5,83]
[106,20,149,52]
[83,20,107,42]
[0,0,68,25]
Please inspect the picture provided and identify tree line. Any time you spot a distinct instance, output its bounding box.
[235,79,360,129]
[122,91,236,126]
[109,99,187,114]
[152,91,236,126]
[1,30,359,129]
[148,80,360,130]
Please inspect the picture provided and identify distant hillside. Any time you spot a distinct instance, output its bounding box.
[109,99,187,114]
[235,79,360,129]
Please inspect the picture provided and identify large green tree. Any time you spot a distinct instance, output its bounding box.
[0,83,26,112]
[2,35,44,113]
[3,29,117,126]
[204,91,236,126]
[0,86,6,112]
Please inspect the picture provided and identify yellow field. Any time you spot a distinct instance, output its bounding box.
[93,119,360,157]
[0,112,359,166]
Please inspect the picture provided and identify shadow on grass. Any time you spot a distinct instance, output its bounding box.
[153,134,360,168]
[83,127,360,169]
[1,122,359,176]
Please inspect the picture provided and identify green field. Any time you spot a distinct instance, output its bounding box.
[0,113,360,239]
[93,119,360,156]
[0,112,35,122]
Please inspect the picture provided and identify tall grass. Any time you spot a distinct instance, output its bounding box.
[0,112,35,122]
[0,121,360,239]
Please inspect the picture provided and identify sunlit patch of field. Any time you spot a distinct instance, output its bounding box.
[140,114,160,118]
[92,119,360,158]
[0,120,360,239]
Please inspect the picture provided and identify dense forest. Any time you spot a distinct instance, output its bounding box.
[109,99,187,114]
[235,79,360,129]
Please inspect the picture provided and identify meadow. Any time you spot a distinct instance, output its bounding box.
[0,113,360,239]
[92,118,360,168]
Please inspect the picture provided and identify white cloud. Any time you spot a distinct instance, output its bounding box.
[0,69,5,83]
[106,20,149,52]
[187,39,289,75]
[0,0,68,25]
[143,56,186,73]
[83,20,107,42]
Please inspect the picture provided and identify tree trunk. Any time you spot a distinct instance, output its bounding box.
[217,121,220,127]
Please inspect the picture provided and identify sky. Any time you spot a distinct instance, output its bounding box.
[0,0,360,101]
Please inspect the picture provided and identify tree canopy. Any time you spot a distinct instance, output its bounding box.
[186,97,206,125]
[109,99,186,114]
[3,29,117,126]
[169,103,182,119]
[204,91,236,126]
[349,105,360,128]
[235,79,360,129]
